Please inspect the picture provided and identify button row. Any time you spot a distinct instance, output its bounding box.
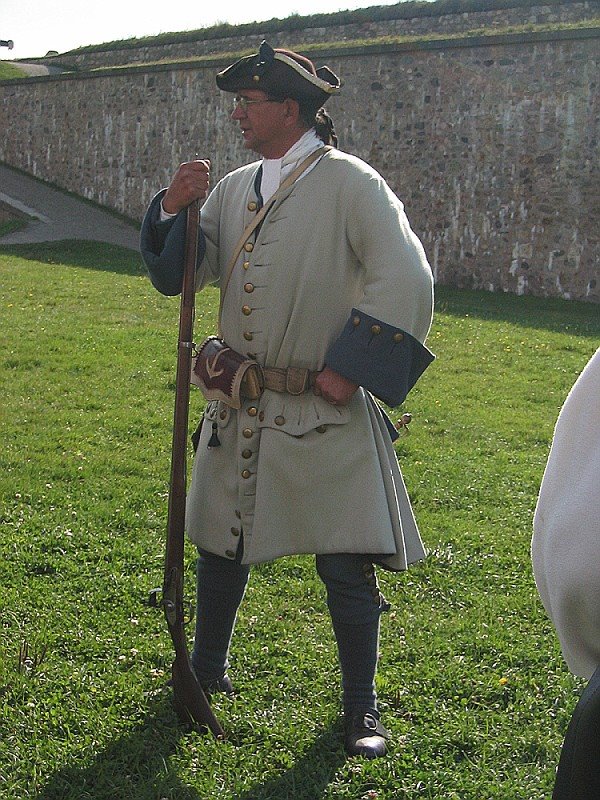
[352,314,404,341]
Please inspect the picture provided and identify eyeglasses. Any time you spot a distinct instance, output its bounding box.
[233,95,283,112]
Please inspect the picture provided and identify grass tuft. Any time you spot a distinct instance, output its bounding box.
[0,218,29,237]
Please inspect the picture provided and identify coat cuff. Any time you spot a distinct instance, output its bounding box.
[140,190,206,296]
[325,308,435,407]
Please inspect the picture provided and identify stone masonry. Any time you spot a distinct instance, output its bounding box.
[1,26,598,301]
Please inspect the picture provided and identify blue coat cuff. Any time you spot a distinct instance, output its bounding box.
[379,405,400,442]
[325,309,435,407]
[139,191,206,296]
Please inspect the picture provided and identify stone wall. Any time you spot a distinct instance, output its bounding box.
[33,1,599,71]
[1,28,598,301]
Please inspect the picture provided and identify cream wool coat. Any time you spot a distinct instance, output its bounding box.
[183,148,434,569]
[532,348,600,679]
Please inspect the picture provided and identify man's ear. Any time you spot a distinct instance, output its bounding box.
[282,97,301,126]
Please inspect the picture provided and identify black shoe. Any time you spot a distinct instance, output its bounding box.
[166,672,234,696]
[344,710,390,758]
[201,673,235,696]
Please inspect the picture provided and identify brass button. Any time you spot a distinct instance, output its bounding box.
[242,305,252,316]
[241,469,251,479]
[352,316,361,327]
[316,425,327,433]
[393,332,404,342]
[230,527,241,537]
[242,449,252,459]
[226,549,236,558]
[243,242,254,253]
[244,283,255,293]
[219,409,227,419]
[252,74,260,82]
[371,325,382,335]
[247,201,258,212]
[243,331,253,341]
[243,261,250,270]
[275,415,285,426]
[242,428,253,438]
[247,406,258,417]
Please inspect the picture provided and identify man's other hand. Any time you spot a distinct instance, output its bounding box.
[314,367,358,406]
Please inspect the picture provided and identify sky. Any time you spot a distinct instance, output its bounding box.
[0,0,434,61]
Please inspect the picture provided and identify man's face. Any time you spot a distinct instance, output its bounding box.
[230,90,291,158]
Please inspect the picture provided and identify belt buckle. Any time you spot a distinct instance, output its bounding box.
[285,367,309,395]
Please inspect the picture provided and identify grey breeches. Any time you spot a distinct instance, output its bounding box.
[192,549,388,700]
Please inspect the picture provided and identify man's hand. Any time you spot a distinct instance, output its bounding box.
[314,367,359,406]
[162,159,211,215]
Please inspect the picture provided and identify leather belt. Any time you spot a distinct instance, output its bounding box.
[261,366,320,395]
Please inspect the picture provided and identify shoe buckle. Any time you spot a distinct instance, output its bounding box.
[363,713,378,731]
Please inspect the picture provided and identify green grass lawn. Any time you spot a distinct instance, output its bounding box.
[0,62,27,80]
[1,240,598,799]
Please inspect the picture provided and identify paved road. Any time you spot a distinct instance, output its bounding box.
[0,163,140,250]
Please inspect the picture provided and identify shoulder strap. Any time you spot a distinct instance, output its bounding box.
[217,146,330,335]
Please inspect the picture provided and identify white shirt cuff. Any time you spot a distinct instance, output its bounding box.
[159,200,177,222]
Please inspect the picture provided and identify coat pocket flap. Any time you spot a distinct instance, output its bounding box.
[256,391,351,436]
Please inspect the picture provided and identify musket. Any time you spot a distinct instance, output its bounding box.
[151,199,225,738]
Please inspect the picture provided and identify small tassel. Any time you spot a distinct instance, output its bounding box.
[207,421,221,448]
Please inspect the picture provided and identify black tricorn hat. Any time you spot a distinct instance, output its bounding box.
[216,41,341,110]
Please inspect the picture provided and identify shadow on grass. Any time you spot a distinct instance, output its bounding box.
[34,697,346,800]
[231,718,347,800]
[435,285,600,337]
[0,240,145,276]
[33,697,204,800]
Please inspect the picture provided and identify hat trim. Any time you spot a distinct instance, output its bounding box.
[273,51,340,95]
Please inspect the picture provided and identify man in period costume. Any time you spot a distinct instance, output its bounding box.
[141,41,435,758]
